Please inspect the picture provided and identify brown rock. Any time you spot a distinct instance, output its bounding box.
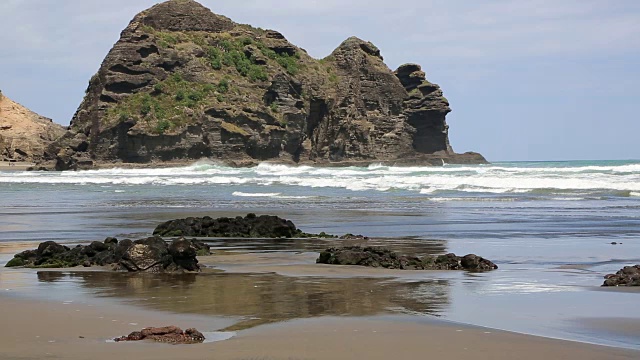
[114,326,205,344]
[0,91,65,162]
[602,265,640,286]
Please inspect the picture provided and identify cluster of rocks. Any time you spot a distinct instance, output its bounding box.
[317,246,498,272]
[114,326,205,344]
[602,265,640,287]
[5,236,210,273]
[153,213,334,238]
[339,234,370,240]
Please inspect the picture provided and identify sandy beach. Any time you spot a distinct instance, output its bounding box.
[0,161,36,171]
[1,295,638,360]
[1,245,639,359]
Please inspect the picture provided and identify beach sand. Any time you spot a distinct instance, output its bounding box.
[0,295,638,360]
[0,161,35,171]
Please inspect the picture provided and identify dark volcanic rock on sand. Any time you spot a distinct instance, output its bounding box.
[317,246,498,272]
[48,0,485,170]
[114,326,205,344]
[5,237,210,273]
[602,265,640,287]
[153,213,329,238]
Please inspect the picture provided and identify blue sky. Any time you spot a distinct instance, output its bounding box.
[1,0,639,161]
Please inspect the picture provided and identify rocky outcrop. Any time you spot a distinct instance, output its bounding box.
[5,237,210,273]
[47,0,485,170]
[153,213,335,238]
[602,265,640,286]
[395,64,452,154]
[0,91,65,162]
[317,247,498,272]
[114,326,205,344]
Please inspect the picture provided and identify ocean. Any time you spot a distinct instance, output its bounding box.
[1,160,639,348]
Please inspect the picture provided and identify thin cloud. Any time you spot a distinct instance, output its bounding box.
[1,0,639,69]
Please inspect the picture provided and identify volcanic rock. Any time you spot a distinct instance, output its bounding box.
[602,265,640,286]
[153,213,331,238]
[317,246,498,272]
[47,0,485,170]
[114,326,205,344]
[5,237,210,273]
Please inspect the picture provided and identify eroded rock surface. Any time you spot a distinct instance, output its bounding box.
[114,326,205,344]
[0,91,65,162]
[317,246,498,272]
[5,237,210,273]
[47,0,485,170]
[603,265,640,286]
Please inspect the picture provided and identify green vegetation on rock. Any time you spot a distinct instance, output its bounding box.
[53,0,481,170]
[5,257,26,267]
[106,73,220,134]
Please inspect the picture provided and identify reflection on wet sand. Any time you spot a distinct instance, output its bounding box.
[37,270,450,331]
[25,237,454,331]
[202,236,449,258]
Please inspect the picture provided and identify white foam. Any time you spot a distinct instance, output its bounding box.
[232,191,280,197]
[2,161,640,196]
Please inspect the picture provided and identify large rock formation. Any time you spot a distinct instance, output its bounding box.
[48,0,485,170]
[0,91,65,162]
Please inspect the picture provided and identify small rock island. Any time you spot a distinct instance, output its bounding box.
[42,0,485,170]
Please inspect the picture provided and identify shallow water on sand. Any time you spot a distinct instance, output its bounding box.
[1,161,639,349]
[2,237,639,350]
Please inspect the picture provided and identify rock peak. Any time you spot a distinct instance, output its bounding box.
[334,36,383,60]
[139,0,235,32]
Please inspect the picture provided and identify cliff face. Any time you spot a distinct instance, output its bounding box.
[50,0,485,169]
[0,91,65,162]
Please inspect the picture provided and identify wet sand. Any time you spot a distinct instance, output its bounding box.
[0,296,637,360]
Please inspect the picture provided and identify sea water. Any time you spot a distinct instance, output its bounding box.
[0,160,639,348]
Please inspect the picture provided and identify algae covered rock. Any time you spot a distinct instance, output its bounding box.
[317,246,498,272]
[5,236,210,273]
[153,213,331,238]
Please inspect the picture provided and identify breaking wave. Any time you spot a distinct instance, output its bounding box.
[1,160,640,198]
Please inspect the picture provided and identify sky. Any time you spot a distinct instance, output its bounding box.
[1,0,639,161]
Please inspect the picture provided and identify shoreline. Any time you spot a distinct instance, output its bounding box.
[4,152,488,172]
[0,294,637,360]
[0,161,36,171]
[2,248,640,353]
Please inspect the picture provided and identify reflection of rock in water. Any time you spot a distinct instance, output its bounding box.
[204,236,449,258]
[36,271,67,283]
[66,271,450,330]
